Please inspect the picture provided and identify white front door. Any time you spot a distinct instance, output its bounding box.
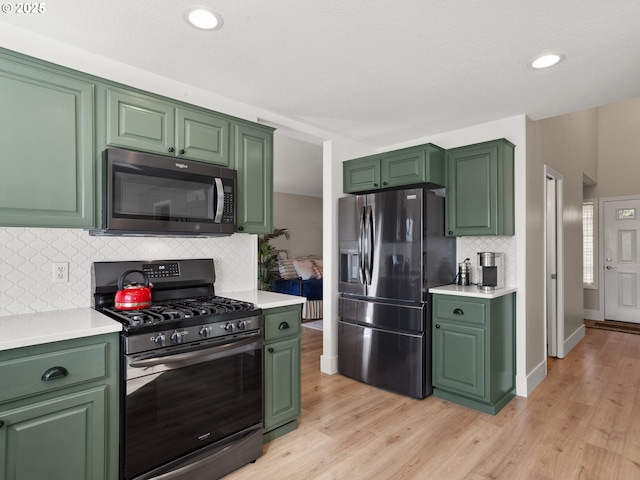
[604,198,640,323]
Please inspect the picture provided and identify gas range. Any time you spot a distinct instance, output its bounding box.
[93,259,265,480]
[92,259,262,354]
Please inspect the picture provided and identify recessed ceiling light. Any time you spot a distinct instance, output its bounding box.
[184,7,223,31]
[531,53,564,69]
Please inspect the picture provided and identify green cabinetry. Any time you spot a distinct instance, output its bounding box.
[234,121,274,234]
[432,292,515,415]
[0,333,119,480]
[343,143,445,193]
[0,51,94,227]
[445,138,514,236]
[263,304,301,442]
[103,87,232,166]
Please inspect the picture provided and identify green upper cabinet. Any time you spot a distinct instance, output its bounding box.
[343,143,445,194]
[234,121,274,234]
[105,87,175,155]
[445,138,515,236]
[104,87,231,166]
[343,155,381,193]
[176,106,230,166]
[0,53,94,228]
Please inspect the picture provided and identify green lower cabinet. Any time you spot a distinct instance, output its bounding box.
[0,387,107,480]
[0,333,119,479]
[432,293,515,415]
[0,51,94,228]
[263,305,301,443]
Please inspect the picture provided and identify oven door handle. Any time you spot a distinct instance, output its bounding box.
[129,336,262,369]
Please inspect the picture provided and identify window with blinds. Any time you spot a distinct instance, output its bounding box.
[583,200,597,288]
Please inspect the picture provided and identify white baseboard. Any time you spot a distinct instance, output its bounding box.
[320,354,338,375]
[523,358,547,397]
[564,323,585,356]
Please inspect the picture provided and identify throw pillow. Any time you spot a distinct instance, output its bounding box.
[278,259,298,280]
[312,259,323,279]
[293,259,315,280]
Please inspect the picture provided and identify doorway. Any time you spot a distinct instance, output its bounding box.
[545,167,564,358]
[603,196,640,323]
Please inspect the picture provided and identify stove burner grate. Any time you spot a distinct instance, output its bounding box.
[102,296,257,328]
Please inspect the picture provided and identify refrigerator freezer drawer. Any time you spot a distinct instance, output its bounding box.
[338,320,430,399]
[339,296,426,333]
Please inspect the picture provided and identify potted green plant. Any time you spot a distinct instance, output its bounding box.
[258,227,290,290]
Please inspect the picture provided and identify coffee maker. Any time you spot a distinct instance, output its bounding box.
[477,252,504,290]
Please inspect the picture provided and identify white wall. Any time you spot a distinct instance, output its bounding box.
[272,192,322,259]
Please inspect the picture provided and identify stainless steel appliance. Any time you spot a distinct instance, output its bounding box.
[338,188,456,399]
[91,148,237,237]
[92,259,263,480]
[478,252,504,290]
[457,258,471,286]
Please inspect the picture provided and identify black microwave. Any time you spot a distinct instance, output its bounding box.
[90,148,237,237]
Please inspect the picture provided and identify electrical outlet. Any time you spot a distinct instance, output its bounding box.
[53,262,69,283]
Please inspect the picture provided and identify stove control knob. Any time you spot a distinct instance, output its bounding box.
[223,322,234,333]
[170,330,183,344]
[237,320,247,331]
[199,326,211,338]
[153,333,166,347]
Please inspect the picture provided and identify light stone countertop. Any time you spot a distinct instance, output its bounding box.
[0,290,305,353]
[429,284,517,299]
[0,308,122,352]
[219,289,307,309]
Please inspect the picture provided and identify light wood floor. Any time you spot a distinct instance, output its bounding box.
[226,326,640,479]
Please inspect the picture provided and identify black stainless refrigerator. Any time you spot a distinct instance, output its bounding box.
[338,187,455,399]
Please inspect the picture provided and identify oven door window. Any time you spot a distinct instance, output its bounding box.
[125,347,262,479]
[113,163,216,223]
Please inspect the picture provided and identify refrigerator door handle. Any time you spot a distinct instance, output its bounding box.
[358,205,366,284]
[364,205,373,285]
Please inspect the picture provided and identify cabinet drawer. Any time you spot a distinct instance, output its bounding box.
[0,343,107,403]
[434,298,486,325]
[264,307,301,342]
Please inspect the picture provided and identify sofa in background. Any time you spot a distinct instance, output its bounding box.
[272,257,323,320]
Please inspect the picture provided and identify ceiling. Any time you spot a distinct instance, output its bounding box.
[2,0,640,196]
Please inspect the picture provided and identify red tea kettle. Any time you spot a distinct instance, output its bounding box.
[114,270,153,310]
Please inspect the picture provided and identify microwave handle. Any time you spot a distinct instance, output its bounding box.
[214,178,224,223]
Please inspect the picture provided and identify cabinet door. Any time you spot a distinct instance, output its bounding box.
[264,337,301,431]
[234,122,273,234]
[176,106,231,165]
[0,386,107,480]
[446,143,497,236]
[446,139,514,236]
[381,148,425,188]
[343,156,381,193]
[433,321,486,400]
[106,87,175,155]
[0,58,94,227]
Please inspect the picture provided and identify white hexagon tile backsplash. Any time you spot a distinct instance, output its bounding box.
[456,236,517,287]
[0,228,256,317]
